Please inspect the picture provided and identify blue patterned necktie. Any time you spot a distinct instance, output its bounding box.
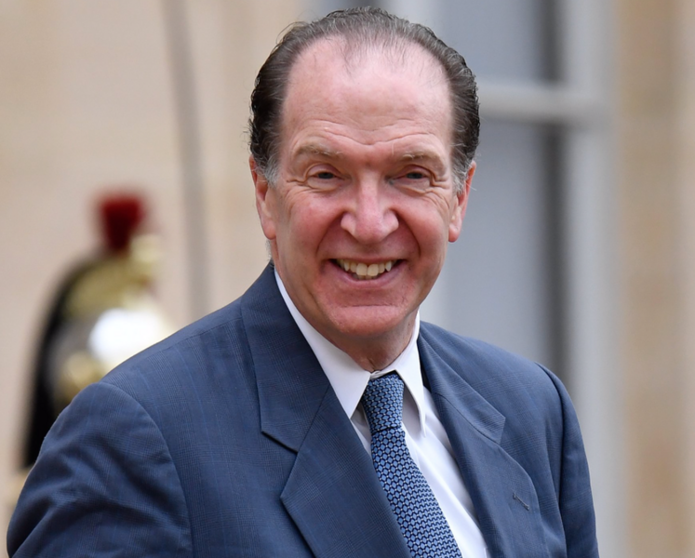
[361,373,463,558]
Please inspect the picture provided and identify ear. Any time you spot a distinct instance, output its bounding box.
[251,155,277,241]
[448,161,475,243]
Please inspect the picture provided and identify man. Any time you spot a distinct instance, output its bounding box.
[8,8,598,558]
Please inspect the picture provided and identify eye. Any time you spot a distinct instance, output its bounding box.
[395,168,431,184]
[388,167,434,194]
[306,166,343,190]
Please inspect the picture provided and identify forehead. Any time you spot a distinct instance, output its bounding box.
[280,38,453,150]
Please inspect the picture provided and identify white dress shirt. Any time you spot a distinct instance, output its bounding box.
[275,272,488,558]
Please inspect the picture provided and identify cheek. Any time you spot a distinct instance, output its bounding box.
[402,198,455,247]
[291,194,342,232]
[273,191,306,237]
[276,196,333,256]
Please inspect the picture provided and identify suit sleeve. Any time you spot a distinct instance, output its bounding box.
[7,381,193,558]
[543,368,600,558]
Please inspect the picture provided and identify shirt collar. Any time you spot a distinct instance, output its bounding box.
[274,270,427,434]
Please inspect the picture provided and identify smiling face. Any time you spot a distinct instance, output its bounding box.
[252,39,475,370]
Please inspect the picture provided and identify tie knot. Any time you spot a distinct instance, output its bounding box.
[361,372,404,434]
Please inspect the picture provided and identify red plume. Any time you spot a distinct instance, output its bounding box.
[98,194,146,253]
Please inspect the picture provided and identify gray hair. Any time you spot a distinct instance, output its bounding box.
[249,7,479,192]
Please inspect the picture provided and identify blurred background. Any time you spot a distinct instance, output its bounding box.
[2,0,694,556]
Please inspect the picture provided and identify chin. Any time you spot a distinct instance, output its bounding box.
[325,306,414,341]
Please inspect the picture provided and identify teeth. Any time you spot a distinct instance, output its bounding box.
[336,259,396,280]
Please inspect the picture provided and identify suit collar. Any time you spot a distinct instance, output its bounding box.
[241,264,329,451]
[418,329,506,444]
[240,265,412,557]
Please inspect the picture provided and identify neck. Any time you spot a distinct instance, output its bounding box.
[325,322,414,372]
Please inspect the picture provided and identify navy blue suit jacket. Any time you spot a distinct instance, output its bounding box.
[8,265,598,557]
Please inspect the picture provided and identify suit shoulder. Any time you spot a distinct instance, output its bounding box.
[128,297,245,361]
[419,321,565,412]
[420,322,553,381]
[98,296,252,407]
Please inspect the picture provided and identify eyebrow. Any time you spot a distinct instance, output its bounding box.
[398,150,447,173]
[400,150,441,162]
[293,143,343,160]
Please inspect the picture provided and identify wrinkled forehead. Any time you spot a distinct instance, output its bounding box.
[290,35,448,91]
[280,37,453,144]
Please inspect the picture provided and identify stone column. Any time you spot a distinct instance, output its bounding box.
[617,0,695,555]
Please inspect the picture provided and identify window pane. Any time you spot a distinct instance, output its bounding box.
[383,0,558,82]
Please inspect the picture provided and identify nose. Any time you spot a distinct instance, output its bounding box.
[340,179,399,244]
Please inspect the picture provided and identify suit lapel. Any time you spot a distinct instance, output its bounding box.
[242,266,410,558]
[280,388,411,558]
[418,333,550,558]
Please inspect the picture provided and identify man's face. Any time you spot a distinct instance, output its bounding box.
[253,39,474,364]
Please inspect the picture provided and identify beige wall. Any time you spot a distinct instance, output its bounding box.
[616,0,695,556]
[0,0,303,549]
